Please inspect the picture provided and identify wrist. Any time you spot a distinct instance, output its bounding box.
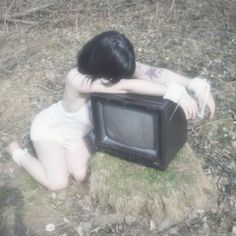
[163,83,188,103]
[187,77,210,97]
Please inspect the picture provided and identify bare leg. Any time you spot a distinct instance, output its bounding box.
[7,140,69,191]
[66,137,93,182]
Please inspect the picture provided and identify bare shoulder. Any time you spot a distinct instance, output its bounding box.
[66,67,87,89]
[66,67,83,82]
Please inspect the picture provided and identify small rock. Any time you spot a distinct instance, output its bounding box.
[115,224,123,233]
[196,209,204,215]
[125,215,136,225]
[203,222,209,230]
[217,176,229,191]
[232,141,236,148]
[51,193,57,199]
[77,226,83,236]
[45,71,56,81]
[232,226,236,234]
[45,223,55,232]
[149,220,156,231]
[226,160,236,170]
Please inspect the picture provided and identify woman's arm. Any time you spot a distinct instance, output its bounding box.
[67,67,168,96]
[136,62,215,119]
[135,62,190,87]
[120,78,168,96]
[67,69,198,120]
[90,79,199,121]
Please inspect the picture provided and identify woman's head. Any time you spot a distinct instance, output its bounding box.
[77,31,135,84]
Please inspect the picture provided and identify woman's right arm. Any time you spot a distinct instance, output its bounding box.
[67,68,168,95]
[67,68,197,120]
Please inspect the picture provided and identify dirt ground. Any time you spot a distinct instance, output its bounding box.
[0,0,235,235]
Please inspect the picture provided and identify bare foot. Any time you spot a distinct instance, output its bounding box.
[6,141,26,166]
[6,141,21,156]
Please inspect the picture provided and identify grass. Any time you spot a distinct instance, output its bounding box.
[0,0,234,233]
[90,144,217,223]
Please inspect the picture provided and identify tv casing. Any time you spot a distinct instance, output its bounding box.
[91,93,187,170]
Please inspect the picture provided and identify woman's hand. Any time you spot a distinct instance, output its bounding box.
[196,91,215,119]
[187,77,215,119]
[178,93,198,120]
[163,83,198,120]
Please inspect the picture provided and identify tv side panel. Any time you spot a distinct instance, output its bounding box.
[160,102,187,169]
[90,96,104,149]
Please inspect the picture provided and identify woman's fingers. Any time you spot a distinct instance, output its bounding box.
[185,96,198,120]
[179,97,198,120]
[180,92,215,120]
[179,99,188,120]
[183,106,190,120]
[197,92,216,119]
[190,98,198,120]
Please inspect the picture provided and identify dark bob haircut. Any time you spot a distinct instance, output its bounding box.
[77,31,135,84]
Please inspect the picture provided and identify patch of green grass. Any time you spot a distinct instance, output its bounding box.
[14,170,39,192]
[90,144,216,223]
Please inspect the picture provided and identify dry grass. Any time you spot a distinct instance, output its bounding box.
[90,144,217,223]
[0,0,235,234]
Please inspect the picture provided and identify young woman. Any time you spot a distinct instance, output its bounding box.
[7,31,215,191]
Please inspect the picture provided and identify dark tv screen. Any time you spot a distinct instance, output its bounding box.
[98,102,158,157]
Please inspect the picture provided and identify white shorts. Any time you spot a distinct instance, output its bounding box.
[30,100,93,149]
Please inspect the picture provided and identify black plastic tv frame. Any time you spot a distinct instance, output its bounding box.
[91,93,187,170]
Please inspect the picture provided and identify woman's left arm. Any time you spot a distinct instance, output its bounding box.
[135,62,215,119]
[135,61,190,87]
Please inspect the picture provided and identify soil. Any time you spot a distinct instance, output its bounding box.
[0,0,235,235]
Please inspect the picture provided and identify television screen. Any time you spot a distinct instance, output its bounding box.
[101,103,158,156]
[91,93,187,170]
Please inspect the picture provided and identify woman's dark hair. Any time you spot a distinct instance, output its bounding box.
[77,31,135,84]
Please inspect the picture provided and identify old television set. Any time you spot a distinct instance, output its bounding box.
[91,93,187,170]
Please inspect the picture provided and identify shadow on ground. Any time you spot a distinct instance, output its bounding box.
[0,186,27,236]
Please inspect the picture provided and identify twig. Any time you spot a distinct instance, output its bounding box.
[0,3,54,25]
[155,1,159,16]
[0,18,36,25]
[185,38,223,53]
[129,7,153,17]
[8,3,55,19]
[168,0,175,13]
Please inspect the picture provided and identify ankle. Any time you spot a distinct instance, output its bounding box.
[11,148,28,166]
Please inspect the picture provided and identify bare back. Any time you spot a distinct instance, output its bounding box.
[62,68,90,113]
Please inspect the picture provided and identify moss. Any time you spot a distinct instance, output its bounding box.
[15,170,39,192]
[90,144,217,223]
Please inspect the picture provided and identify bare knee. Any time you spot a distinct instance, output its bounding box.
[73,172,87,182]
[46,177,69,191]
[72,164,89,182]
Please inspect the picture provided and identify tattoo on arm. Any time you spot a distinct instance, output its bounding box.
[145,67,163,80]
